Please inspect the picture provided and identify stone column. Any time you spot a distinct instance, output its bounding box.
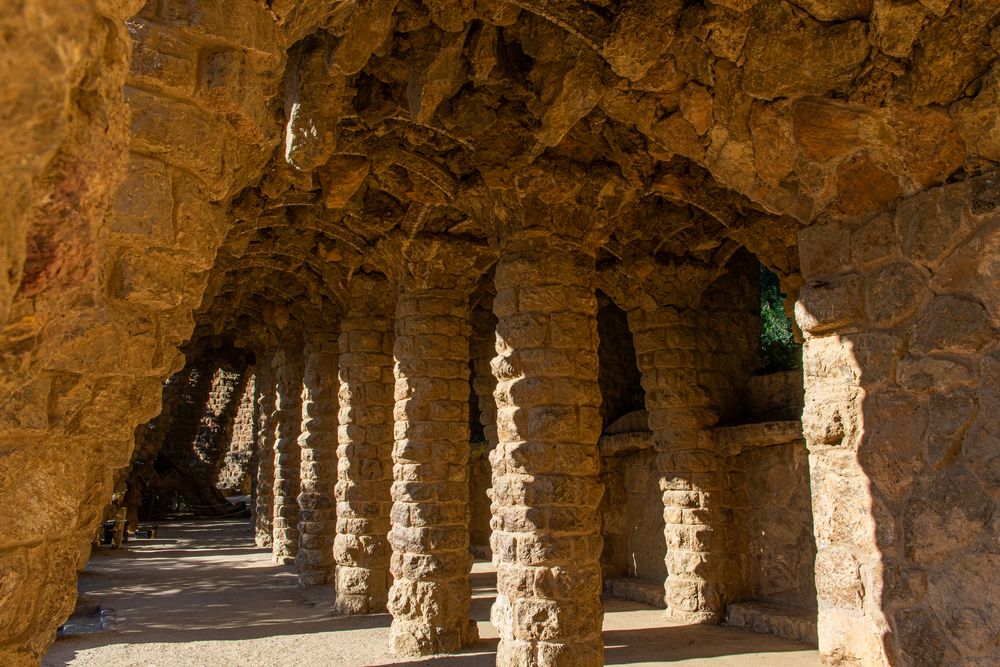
[253,360,277,548]
[334,282,395,614]
[626,304,743,623]
[619,255,756,624]
[387,256,479,656]
[490,236,605,667]
[469,297,499,557]
[296,333,340,585]
[272,347,305,564]
[795,178,1000,666]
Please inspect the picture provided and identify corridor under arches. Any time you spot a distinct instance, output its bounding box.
[5,0,998,664]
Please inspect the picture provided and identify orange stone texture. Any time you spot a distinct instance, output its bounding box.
[0,1,997,666]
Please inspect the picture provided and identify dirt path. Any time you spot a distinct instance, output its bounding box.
[44,518,820,666]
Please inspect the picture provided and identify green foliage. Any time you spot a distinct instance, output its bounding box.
[469,441,490,461]
[760,266,801,372]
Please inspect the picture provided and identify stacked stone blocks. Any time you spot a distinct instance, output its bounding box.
[387,286,477,656]
[296,335,340,585]
[489,238,606,667]
[272,349,305,564]
[333,305,396,614]
[253,363,277,548]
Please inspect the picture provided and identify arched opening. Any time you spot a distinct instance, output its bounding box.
[124,346,255,527]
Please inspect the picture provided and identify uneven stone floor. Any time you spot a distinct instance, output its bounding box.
[44,519,820,666]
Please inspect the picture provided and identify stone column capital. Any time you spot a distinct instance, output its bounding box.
[395,236,495,293]
[600,242,740,312]
[465,163,640,252]
[345,272,395,316]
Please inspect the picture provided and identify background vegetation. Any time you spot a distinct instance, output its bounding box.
[760,266,801,372]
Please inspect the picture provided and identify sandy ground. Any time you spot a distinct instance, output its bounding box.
[44,518,821,666]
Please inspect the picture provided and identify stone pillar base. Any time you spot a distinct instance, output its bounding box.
[389,618,479,657]
[496,638,603,667]
[665,608,721,624]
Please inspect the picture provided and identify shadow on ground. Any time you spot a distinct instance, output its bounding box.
[45,518,819,667]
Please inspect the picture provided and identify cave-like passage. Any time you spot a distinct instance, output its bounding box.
[124,346,256,526]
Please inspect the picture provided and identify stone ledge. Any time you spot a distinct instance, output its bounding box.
[604,577,666,608]
[599,430,655,457]
[714,420,803,456]
[725,601,818,645]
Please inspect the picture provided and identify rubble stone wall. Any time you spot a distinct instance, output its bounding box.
[2,1,999,665]
[187,367,249,488]
[601,448,666,584]
[0,0,286,660]
[217,373,256,495]
[741,441,816,610]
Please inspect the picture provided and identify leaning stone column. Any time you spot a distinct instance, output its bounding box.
[296,332,340,585]
[627,305,740,622]
[490,235,605,667]
[272,346,305,564]
[620,254,753,624]
[253,359,277,548]
[387,242,484,656]
[334,278,395,614]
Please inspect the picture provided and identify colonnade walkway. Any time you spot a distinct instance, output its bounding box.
[44,519,820,666]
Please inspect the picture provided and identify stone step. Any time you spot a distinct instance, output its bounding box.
[725,601,818,645]
[604,577,666,608]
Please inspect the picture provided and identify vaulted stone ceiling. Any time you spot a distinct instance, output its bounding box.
[185,0,998,345]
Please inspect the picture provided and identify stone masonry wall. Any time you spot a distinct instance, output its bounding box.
[741,441,816,610]
[3,2,1000,665]
[626,253,762,623]
[796,175,1000,665]
[469,299,498,558]
[0,0,287,660]
[596,295,646,428]
[216,373,256,495]
[601,447,667,585]
[187,366,248,488]
[152,359,240,514]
